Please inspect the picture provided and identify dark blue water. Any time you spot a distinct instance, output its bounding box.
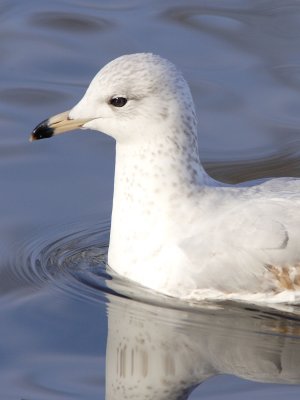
[1,0,300,398]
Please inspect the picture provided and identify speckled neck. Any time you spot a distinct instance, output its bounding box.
[107,118,209,273]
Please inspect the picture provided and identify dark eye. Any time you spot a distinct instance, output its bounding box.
[110,96,127,107]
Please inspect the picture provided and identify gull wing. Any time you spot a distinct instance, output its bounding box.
[177,195,300,292]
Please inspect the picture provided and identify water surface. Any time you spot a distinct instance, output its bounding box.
[1,0,300,398]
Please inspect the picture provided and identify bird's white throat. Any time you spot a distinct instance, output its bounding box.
[108,116,208,279]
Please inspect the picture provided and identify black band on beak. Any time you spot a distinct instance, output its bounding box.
[31,119,54,141]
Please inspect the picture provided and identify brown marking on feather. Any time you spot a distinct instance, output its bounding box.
[266,264,300,291]
[269,325,300,335]
[295,274,300,286]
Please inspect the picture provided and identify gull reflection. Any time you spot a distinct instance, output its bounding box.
[105,294,300,400]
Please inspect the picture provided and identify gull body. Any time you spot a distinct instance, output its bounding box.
[31,53,300,301]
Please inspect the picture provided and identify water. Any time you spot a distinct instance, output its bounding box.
[1,0,300,398]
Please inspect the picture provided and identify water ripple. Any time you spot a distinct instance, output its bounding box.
[8,219,109,300]
[30,12,112,33]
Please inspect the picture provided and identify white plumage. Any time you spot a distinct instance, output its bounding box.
[31,53,300,302]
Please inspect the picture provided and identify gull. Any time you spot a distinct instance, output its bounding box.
[30,53,300,302]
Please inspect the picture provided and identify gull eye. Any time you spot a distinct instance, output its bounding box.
[110,96,127,107]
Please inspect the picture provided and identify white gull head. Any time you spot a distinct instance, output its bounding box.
[70,53,198,145]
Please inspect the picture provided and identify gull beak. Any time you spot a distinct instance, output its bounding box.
[29,110,93,141]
